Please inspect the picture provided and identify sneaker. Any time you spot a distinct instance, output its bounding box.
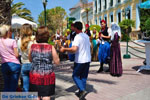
[79,91,88,100]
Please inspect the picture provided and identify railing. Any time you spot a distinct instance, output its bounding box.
[128,40,146,59]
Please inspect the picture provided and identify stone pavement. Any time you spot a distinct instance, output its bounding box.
[53,42,150,100]
[0,42,149,100]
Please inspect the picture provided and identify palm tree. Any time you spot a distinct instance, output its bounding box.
[0,0,11,25]
[11,0,34,21]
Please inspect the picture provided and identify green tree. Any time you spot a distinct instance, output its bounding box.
[140,8,150,34]
[11,0,34,21]
[119,19,135,41]
[145,18,150,36]
[38,6,67,34]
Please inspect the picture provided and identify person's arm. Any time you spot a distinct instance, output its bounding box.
[101,34,111,39]
[13,47,19,58]
[60,46,78,53]
[52,46,60,65]
[12,40,19,58]
[28,47,32,62]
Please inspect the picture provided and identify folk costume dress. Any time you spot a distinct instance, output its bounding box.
[98,26,110,64]
[91,31,99,61]
[109,23,123,76]
[29,43,55,96]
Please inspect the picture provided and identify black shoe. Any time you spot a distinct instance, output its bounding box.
[79,91,88,100]
[97,69,103,73]
[75,91,81,97]
[105,69,110,72]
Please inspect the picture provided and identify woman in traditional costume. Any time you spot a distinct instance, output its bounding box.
[91,27,99,61]
[109,22,123,77]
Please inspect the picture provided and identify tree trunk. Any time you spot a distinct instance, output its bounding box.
[86,9,89,24]
[0,0,11,91]
[0,0,11,25]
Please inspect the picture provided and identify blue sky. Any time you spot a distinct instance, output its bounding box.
[13,0,92,22]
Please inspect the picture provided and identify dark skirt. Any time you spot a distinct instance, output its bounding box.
[110,33,123,77]
[29,72,55,96]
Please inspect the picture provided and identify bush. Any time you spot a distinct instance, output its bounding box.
[145,18,150,36]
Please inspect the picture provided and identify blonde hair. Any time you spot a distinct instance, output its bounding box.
[0,25,11,37]
[20,24,33,51]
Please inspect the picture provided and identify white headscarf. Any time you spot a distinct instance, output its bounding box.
[108,22,121,41]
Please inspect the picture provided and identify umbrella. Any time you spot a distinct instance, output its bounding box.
[139,0,150,9]
[11,15,38,29]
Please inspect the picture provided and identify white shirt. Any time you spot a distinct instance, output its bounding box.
[72,32,91,63]
[17,38,33,63]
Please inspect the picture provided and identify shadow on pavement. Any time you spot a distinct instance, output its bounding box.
[132,66,150,74]
[65,84,97,99]
[65,84,97,93]
[52,85,73,99]
[88,78,117,85]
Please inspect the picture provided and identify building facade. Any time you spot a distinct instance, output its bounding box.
[93,0,142,39]
[69,1,93,29]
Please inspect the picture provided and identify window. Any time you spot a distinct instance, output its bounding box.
[118,12,121,23]
[127,9,131,19]
[99,17,102,25]
[110,0,113,7]
[95,0,97,13]
[104,16,107,24]
[104,0,107,9]
[99,0,101,11]
[95,18,97,25]
[111,15,113,22]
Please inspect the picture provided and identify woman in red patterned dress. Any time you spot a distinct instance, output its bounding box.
[28,26,60,100]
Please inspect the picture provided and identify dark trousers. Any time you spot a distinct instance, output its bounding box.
[72,62,90,91]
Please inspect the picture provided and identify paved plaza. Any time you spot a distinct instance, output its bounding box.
[0,42,149,100]
[52,42,150,100]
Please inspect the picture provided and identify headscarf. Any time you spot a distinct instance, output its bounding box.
[108,22,121,41]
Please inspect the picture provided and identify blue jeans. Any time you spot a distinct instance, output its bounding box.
[72,62,90,91]
[21,63,31,92]
[1,62,21,92]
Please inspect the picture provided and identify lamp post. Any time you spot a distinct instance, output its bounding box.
[42,0,48,26]
[122,8,131,59]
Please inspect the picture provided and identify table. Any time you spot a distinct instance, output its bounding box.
[136,40,150,72]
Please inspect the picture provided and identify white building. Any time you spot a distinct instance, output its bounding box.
[93,0,142,39]
[69,0,94,28]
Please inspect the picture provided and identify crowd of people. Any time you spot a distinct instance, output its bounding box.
[0,20,123,100]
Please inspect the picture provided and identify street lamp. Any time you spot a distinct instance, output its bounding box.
[42,0,48,26]
[122,8,131,59]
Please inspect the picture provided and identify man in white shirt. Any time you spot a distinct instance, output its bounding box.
[60,21,91,100]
